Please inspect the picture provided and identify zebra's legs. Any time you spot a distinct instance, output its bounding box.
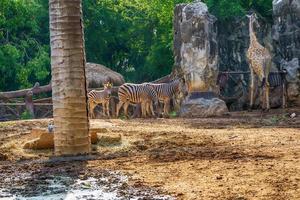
[158,102,163,116]
[102,102,106,117]
[89,101,96,119]
[116,101,124,117]
[141,102,146,118]
[145,102,150,117]
[149,102,155,117]
[123,102,129,118]
[163,99,170,117]
[145,101,154,117]
[249,69,255,111]
[106,102,110,117]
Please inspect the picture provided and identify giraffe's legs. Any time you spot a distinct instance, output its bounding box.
[265,82,270,111]
[262,85,266,111]
[249,69,255,111]
[260,77,266,111]
[282,81,286,109]
[261,81,270,112]
[264,59,271,112]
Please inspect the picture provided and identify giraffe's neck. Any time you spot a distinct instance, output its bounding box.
[249,19,258,46]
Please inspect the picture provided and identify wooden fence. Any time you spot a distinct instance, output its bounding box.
[0,71,287,121]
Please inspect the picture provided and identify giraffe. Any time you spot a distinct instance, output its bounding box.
[246,13,271,111]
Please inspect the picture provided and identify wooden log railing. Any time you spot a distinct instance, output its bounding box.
[0,82,52,120]
[0,82,52,99]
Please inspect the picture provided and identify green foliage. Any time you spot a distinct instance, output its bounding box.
[83,0,194,83]
[0,0,272,91]
[169,111,178,118]
[204,0,273,20]
[0,0,50,91]
[20,110,33,120]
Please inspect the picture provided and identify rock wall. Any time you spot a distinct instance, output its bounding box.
[218,18,272,73]
[215,0,300,109]
[173,1,300,110]
[173,2,219,93]
[173,1,228,117]
[272,0,300,105]
[217,17,276,109]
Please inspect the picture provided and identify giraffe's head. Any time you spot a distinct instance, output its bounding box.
[246,12,260,28]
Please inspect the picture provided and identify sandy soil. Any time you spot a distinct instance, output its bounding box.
[0,108,300,199]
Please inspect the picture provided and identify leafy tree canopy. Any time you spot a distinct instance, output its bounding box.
[0,0,50,91]
[0,0,272,91]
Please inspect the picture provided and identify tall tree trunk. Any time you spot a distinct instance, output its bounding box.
[49,0,90,155]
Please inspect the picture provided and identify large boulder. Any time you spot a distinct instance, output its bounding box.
[85,62,125,88]
[180,96,228,117]
[173,1,228,117]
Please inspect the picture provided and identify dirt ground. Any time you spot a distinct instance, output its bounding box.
[0,108,300,199]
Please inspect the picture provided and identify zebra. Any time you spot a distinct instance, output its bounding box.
[116,83,159,118]
[268,70,287,108]
[88,82,113,118]
[145,78,187,116]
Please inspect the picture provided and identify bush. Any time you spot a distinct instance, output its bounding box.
[20,110,33,120]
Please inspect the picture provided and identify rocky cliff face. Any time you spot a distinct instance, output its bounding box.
[173,2,219,93]
[217,17,275,110]
[218,18,272,73]
[272,0,300,105]
[215,0,300,109]
[173,1,299,110]
[272,0,300,62]
[173,1,228,117]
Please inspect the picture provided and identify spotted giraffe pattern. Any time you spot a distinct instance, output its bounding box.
[246,13,271,110]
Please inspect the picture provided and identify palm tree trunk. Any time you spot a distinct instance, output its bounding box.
[49,0,90,155]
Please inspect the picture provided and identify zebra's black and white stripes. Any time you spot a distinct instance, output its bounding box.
[268,71,287,108]
[145,79,186,116]
[116,83,158,118]
[268,72,286,87]
[88,83,112,118]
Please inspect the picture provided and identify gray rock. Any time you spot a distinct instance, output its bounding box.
[272,0,300,63]
[173,1,218,93]
[174,1,228,117]
[273,0,300,105]
[281,58,300,83]
[180,97,228,117]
